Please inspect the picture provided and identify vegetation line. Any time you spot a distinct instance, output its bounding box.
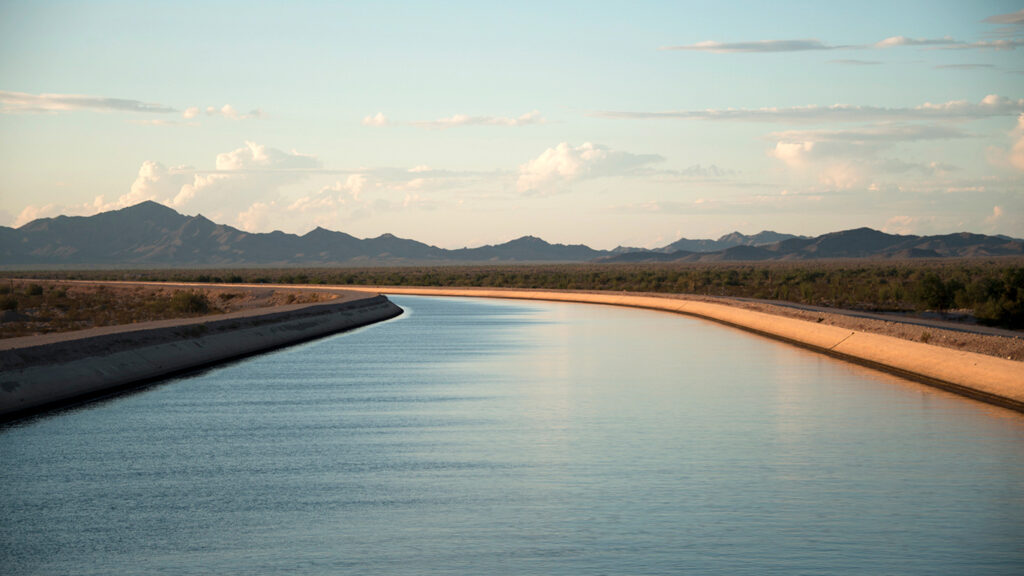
[8,259,1023,329]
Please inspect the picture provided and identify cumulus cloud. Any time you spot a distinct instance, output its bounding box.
[414,110,544,129]
[38,142,326,229]
[12,196,118,227]
[768,124,960,189]
[259,175,374,230]
[985,205,1005,225]
[661,39,842,53]
[362,112,389,126]
[0,90,175,114]
[595,95,1024,123]
[13,203,62,227]
[213,141,320,172]
[517,142,664,193]
[770,141,817,167]
[183,106,200,119]
[125,161,193,206]
[203,104,263,120]
[1010,114,1024,171]
[236,201,276,232]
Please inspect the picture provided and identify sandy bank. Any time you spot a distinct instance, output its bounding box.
[373,287,1024,413]
[0,293,402,421]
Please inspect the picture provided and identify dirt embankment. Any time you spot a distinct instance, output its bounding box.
[0,280,336,339]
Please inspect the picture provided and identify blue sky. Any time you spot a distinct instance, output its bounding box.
[1,1,1022,248]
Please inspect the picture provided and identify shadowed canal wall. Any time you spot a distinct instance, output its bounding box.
[0,294,402,421]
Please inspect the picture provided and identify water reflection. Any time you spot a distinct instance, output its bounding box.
[1,295,1022,575]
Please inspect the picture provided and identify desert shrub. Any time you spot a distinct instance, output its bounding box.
[913,273,951,311]
[26,284,44,296]
[169,291,210,314]
[0,296,17,311]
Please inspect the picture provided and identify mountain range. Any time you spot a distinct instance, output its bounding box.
[1,201,1021,268]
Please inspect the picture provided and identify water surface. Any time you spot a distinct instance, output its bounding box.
[2,295,1023,574]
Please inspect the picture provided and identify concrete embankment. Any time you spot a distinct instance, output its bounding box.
[375,287,1024,413]
[0,294,402,421]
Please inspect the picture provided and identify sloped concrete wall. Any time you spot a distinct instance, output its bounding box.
[374,287,1024,413]
[0,295,402,421]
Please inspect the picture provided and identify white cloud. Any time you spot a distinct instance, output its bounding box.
[661,39,841,53]
[21,142,326,229]
[987,114,1024,171]
[414,110,544,129]
[596,95,1024,123]
[125,161,193,206]
[341,174,367,198]
[1011,114,1024,171]
[873,36,958,48]
[362,112,389,126]
[277,175,373,228]
[768,127,957,190]
[517,142,664,193]
[236,201,276,232]
[13,203,62,227]
[204,104,263,120]
[770,141,816,167]
[183,106,200,119]
[985,205,1005,225]
[214,141,320,171]
[0,90,175,114]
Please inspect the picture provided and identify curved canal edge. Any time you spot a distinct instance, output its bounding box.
[372,287,1024,414]
[0,293,402,422]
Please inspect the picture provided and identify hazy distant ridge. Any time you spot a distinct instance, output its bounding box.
[1,201,1021,268]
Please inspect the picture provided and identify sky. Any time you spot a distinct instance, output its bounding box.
[1,1,1023,249]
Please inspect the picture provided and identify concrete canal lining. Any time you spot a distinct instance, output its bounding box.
[371,287,1024,414]
[0,293,401,421]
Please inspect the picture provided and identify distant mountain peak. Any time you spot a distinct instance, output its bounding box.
[2,201,1021,267]
[509,235,548,245]
[118,200,182,219]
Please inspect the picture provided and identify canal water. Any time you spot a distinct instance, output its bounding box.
[2,295,1023,575]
